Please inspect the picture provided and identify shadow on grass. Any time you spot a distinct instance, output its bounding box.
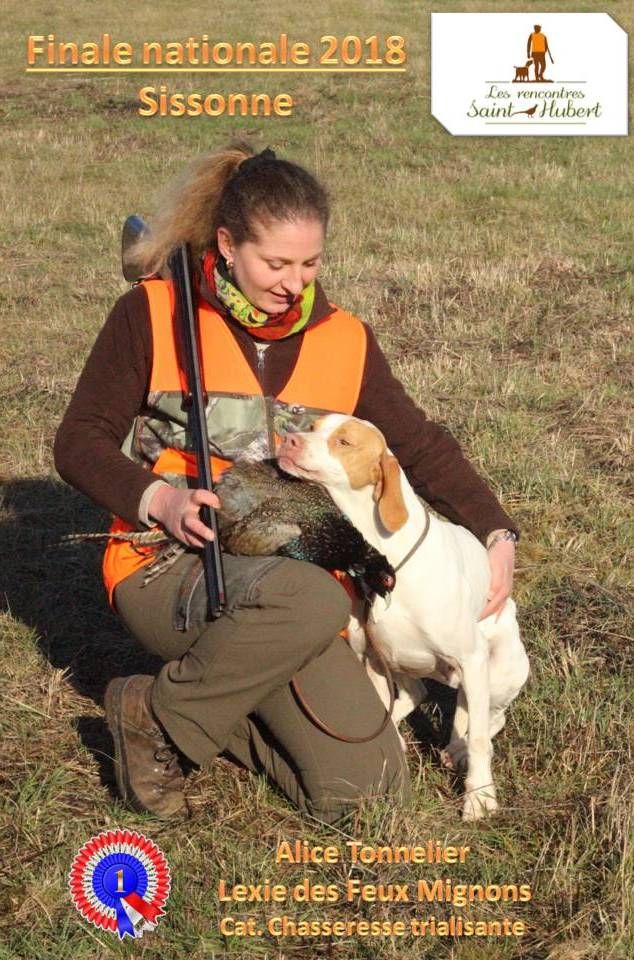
[0,477,163,778]
[73,714,118,793]
[408,679,457,753]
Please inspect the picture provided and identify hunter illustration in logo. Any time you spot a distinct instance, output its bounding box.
[513,24,554,83]
[69,830,170,940]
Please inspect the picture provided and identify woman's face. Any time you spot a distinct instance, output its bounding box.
[217,217,324,315]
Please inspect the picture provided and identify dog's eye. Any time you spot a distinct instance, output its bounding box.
[338,437,352,447]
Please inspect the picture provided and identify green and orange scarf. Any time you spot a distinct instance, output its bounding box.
[201,250,315,341]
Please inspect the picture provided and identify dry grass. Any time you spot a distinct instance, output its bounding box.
[1,0,633,957]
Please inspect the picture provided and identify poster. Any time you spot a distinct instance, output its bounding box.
[2,1,632,957]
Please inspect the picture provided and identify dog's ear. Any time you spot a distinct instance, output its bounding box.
[373,451,408,533]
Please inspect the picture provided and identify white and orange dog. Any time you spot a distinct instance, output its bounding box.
[278,414,529,820]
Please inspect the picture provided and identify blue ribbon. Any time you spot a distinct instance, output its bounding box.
[91,852,149,939]
[114,900,135,939]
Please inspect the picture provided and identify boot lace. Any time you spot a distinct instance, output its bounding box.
[154,745,181,782]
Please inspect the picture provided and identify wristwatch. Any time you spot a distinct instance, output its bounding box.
[486,529,519,549]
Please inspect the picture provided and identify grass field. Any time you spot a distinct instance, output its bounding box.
[1,1,633,958]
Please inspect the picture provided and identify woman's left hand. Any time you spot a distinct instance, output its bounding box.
[478,539,515,621]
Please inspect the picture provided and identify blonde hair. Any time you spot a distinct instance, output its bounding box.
[128,139,254,277]
[127,139,330,278]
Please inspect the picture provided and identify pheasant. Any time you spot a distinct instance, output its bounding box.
[63,460,395,598]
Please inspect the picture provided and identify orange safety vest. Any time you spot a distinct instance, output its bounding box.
[102,279,368,603]
[529,32,547,53]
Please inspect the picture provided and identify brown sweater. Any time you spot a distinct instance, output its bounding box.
[54,279,518,545]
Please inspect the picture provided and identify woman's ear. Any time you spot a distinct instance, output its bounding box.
[216,226,234,262]
[373,451,408,533]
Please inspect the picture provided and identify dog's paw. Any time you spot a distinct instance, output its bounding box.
[462,786,498,821]
[441,739,468,774]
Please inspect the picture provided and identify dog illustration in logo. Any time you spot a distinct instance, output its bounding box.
[513,60,533,82]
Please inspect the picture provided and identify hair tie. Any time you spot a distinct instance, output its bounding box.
[238,147,277,174]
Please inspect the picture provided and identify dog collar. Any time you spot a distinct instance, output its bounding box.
[393,504,431,574]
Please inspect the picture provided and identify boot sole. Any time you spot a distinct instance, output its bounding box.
[104,677,141,811]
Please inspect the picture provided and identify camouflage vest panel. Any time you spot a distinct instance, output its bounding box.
[121,392,339,488]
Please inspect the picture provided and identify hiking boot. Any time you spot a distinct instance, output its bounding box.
[104,674,187,820]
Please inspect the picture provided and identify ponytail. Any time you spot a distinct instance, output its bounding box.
[128,140,254,277]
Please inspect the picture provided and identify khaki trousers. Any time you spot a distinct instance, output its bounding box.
[114,552,411,824]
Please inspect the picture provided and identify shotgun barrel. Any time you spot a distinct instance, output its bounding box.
[168,243,226,619]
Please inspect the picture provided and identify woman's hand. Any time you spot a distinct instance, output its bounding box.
[478,539,515,621]
[149,484,220,549]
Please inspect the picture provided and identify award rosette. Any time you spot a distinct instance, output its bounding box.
[69,829,170,939]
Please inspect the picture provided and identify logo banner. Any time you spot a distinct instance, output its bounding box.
[431,13,628,136]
